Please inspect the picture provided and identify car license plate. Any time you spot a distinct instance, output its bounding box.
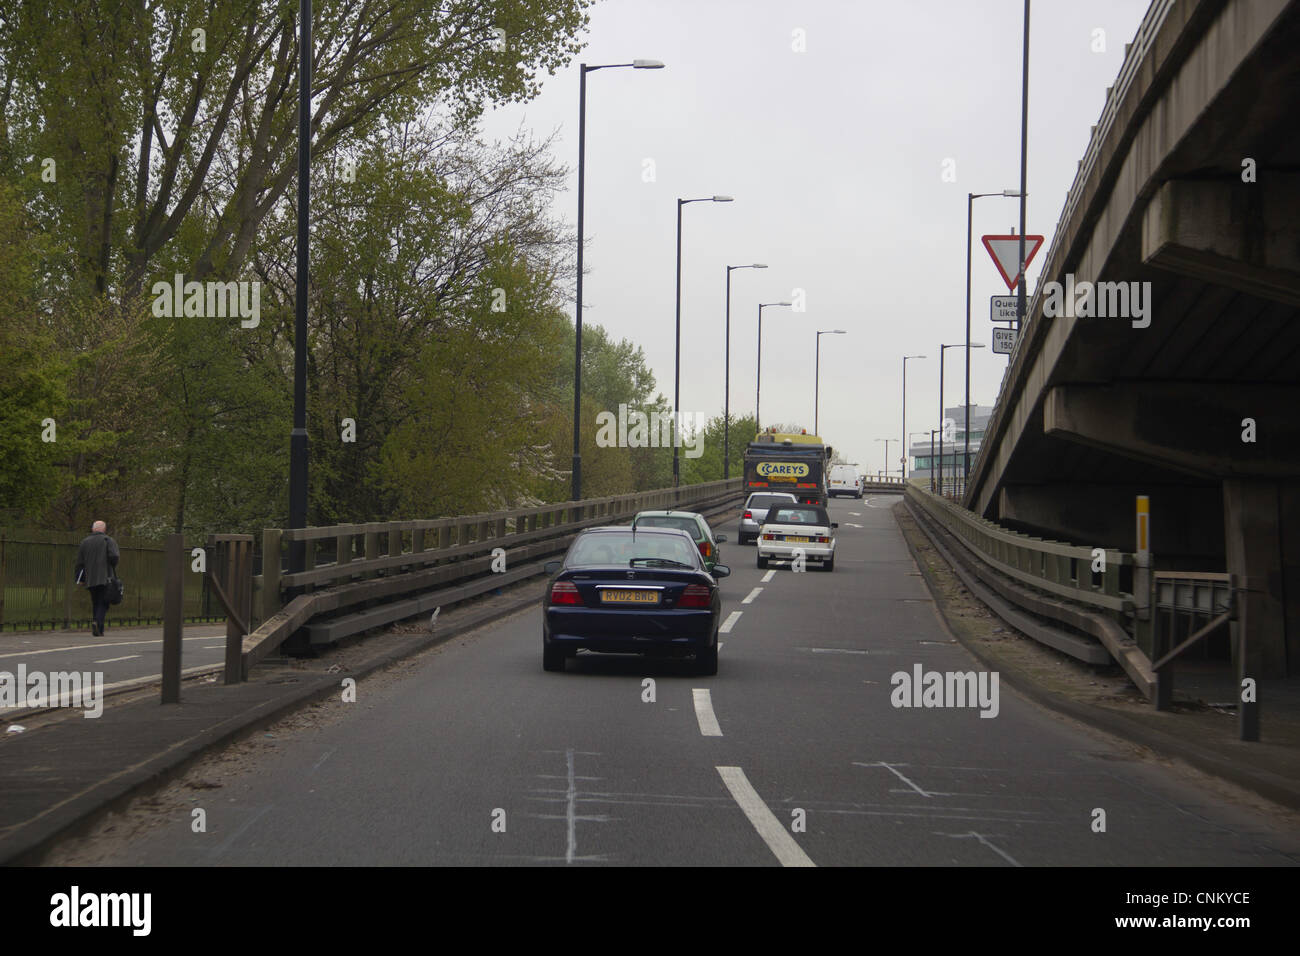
[600,589,660,605]
[785,535,810,543]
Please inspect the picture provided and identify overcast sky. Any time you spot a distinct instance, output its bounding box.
[482,0,1149,473]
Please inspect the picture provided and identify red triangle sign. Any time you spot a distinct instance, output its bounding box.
[981,234,1044,291]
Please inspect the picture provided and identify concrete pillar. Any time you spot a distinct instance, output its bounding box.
[1222,480,1291,686]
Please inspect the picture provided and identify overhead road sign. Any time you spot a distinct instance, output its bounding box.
[981,234,1044,291]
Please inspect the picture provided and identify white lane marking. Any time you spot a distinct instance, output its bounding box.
[741,587,763,605]
[848,512,862,516]
[941,831,1023,867]
[804,647,869,655]
[92,655,140,664]
[720,611,743,634]
[717,642,724,650]
[692,688,723,737]
[716,767,816,868]
[854,761,939,798]
[845,522,863,528]
[566,748,578,864]
[308,749,335,775]
[761,569,776,583]
[0,635,224,660]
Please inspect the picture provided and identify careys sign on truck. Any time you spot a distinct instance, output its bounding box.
[743,430,831,506]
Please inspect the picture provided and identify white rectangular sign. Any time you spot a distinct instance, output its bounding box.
[992,327,1018,354]
[990,295,1019,322]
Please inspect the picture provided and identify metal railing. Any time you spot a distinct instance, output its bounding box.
[0,529,221,632]
[906,485,1135,613]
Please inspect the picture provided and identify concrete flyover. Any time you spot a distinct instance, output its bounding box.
[965,0,1300,679]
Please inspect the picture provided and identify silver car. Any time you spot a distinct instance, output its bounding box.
[738,492,798,545]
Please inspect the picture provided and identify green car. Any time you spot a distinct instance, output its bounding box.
[630,510,726,573]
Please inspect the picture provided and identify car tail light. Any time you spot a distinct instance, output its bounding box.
[814,535,829,543]
[549,581,583,606]
[762,533,774,541]
[743,511,752,520]
[698,541,712,559]
[678,584,711,609]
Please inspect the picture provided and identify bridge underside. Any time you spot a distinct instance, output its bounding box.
[972,0,1300,678]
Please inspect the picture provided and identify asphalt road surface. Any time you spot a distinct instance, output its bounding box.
[60,497,1300,865]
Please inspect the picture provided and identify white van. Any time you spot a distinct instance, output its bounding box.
[828,464,861,498]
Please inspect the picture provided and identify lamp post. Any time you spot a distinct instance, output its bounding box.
[674,195,733,487]
[572,58,664,503]
[965,189,1021,490]
[930,429,940,493]
[941,343,977,494]
[289,0,312,582]
[875,438,894,477]
[755,300,792,432]
[725,263,767,478]
[814,329,846,435]
[901,354,925,479]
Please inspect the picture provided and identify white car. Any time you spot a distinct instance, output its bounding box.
[738,491,798,545]
[828,464,861,498]
[756,503,837,571]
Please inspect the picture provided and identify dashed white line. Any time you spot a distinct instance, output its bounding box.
[761,569,776,583]
[716,767,816,867]
[720,611,743,634]
[692,688,723,737]
[565,748,578,864]
[742,587,763,605]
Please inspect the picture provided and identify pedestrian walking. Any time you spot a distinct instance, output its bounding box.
[75,520,120,636]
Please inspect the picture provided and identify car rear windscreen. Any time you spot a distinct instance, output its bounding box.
[769,507,829,525]
[748,495,795,510]
[635,515,703,539]
[568,531,700,567]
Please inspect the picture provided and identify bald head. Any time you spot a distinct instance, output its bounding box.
[92,520,106,533]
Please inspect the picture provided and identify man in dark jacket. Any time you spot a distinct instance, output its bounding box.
[75,520,120,636]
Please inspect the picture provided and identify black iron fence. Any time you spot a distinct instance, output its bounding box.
[0,530,222,632]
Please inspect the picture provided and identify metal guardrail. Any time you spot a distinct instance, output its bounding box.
[905,484,1135,613]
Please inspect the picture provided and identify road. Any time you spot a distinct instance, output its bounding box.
[56,496,1300,865]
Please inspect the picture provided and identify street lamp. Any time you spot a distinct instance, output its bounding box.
[814,330,846,435]
[572,58,664,503]
[965,188,1021,490]
[755,300,792,432]
[674,195,734,487]
[939,342,984,496]
[901,354,925,479]
[929,429,940,493]
[725,263,767,478]
[875,438,894,477]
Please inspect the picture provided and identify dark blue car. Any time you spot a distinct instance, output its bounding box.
[542,526,731,675]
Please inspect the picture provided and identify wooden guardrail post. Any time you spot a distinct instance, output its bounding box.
[364,529,379,578]
[262,529,282,621]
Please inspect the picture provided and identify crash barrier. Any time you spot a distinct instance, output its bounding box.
[904,483,1156,698]
[861,476,907,491]
[190,479,745,681]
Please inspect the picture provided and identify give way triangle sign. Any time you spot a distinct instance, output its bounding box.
[981,234,1044,291]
